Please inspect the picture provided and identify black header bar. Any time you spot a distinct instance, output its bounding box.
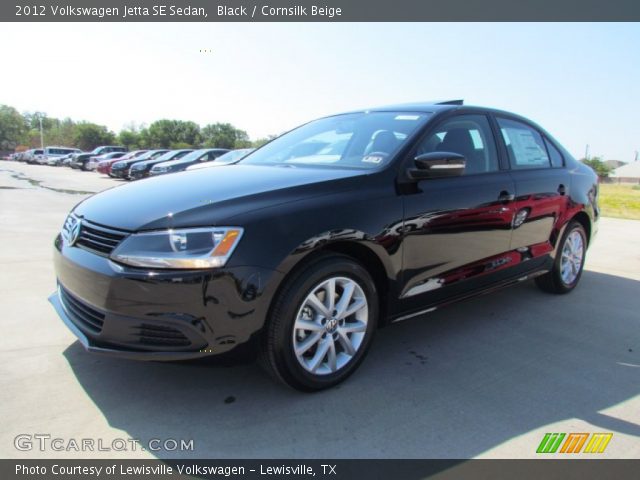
[4,0,640,22]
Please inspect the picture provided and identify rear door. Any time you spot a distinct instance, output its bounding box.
[398,112,517,314]
[495,116,570,260]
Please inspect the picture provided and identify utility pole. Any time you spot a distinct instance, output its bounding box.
[584,144,590,160]
[635,150,638,162]
[38,116,44,150]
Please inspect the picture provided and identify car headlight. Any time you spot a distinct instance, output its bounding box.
[112,162,123,169]
[110,227,243,269]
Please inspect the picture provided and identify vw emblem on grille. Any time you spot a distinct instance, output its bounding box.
[63,215,82,246]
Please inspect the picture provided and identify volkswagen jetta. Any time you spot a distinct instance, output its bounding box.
[50,101,599,391]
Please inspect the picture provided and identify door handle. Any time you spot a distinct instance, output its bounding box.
[498,191,515,202]
[558,184,566,196]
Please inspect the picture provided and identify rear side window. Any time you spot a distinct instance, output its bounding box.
[498,118,550,169]
[544,138,564,167]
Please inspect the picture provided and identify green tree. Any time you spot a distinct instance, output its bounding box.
[252,134,278,148]
[22,111,52,130]
[73,123,115,151]
[0,105,28,150]
[146,120,201,148]
[581,156,611,178]
[46,118,77,147]
[118,129,141,150]
[201,123,250,149]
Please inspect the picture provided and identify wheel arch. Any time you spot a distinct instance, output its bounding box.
[267,238,396,331]
[571,211,592,246]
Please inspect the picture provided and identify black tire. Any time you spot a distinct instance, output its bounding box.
[259,254,378,391]
[535,220,587,294]
[81,160,89,171]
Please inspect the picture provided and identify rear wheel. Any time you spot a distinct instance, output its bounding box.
[535,221,587,294]
[260,254,378,391]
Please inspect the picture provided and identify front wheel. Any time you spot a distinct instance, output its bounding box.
[536,220,587,294]
[260,255,378,391]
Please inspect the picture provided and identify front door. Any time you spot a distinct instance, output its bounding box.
[398,113,517,315]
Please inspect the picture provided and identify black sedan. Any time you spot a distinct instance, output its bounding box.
[110,150,169,179]
[129,149,193,180]
[50,101,599,391]
[149,148,230,176]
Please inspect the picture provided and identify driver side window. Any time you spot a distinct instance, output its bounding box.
[415,114,499,175]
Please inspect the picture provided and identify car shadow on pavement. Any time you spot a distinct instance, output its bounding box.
[63,270,640,459]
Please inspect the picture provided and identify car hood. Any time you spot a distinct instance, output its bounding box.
[113,158,146,168]
[74,165,368,231]
[134,157,177,169]
[187,161,231,171]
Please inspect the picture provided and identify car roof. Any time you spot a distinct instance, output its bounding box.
[341,100,530,119]
[338,100,546,131]
[344,100,464,115]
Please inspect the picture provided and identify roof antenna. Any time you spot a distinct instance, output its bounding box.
[435,99,464,106]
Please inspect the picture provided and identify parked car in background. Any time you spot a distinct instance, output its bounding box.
[186,148,255,171]
[86,152,126,171]
[24,149,44,164]
[90,145,128,156]
[50,101,599,390]
[38,147,82,165]
[50,153,80,167]
[110,149,169,179]
[97,150,148,176]
[149,148,230,176]
[71,146,127,171]
[129,149,193,180]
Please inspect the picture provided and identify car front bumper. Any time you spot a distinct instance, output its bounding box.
[128,169,148,180]
[110,168,128,178]
[51,235,283,361]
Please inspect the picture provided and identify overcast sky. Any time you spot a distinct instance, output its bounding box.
[1,22,638,161]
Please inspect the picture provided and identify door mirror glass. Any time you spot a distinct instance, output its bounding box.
[408,151,466,179]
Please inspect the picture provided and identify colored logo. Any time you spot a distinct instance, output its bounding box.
[536,432,613,454]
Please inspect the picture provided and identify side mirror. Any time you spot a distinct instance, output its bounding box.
[407,151,466,180]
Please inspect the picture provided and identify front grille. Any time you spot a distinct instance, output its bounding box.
[76,221,128,256]
[59,286,105,334]
[136,323,192,347]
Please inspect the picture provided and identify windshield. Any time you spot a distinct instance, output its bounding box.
[155,150,192,162]
[137,150,167,160]
[118,151,138,160]
[216,148,255,164]
[175,149,210,163]
[241,112,430,169]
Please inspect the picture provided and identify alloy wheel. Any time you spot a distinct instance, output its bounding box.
[292,276,368,375]
[560,230,584,285]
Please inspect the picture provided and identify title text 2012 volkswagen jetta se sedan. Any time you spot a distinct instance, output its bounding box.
[50,101,599,391]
